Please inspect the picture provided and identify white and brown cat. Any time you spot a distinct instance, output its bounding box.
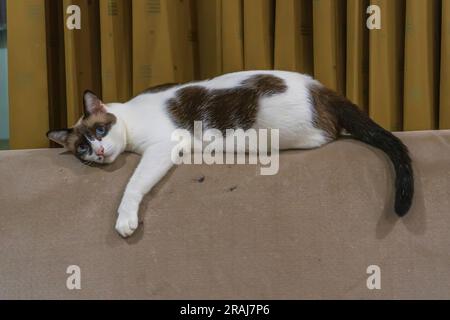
[47,70,414,237]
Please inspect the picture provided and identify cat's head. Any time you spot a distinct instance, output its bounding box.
[46,91,126,165]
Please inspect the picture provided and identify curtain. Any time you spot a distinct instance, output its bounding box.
[6,0,449,149]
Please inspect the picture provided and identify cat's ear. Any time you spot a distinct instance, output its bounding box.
[46,128,72,146]
[83,90,106,115]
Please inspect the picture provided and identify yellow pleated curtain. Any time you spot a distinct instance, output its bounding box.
[6,0,450,149]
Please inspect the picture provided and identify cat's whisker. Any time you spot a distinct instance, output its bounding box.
[81,159,94,167]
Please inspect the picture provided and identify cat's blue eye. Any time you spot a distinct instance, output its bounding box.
[96,126,106,137]
[77,144,88,154]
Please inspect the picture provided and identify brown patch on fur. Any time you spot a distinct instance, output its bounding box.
[241,74,288,95]
[66,112,117,154]
[82,112,116,131]
[308,84,341,140]
[167,74,287,133]
[66,130,89,156]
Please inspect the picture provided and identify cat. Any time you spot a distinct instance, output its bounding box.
[47,70,414,238]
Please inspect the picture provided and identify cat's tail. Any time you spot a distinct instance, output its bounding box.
[309,83,414,216]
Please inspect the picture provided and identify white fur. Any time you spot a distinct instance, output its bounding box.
[86,71,329,237]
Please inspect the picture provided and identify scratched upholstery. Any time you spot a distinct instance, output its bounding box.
[1,130,450,299]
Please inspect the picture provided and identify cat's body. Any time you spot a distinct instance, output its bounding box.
[47,70,414,237]
[115,70,327,151]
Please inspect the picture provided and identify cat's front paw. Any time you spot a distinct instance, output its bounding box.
[115,212,139,238]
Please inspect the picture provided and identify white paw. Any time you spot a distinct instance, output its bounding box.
[115,213,139,238]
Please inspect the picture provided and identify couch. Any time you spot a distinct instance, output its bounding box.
[0,130,449,299]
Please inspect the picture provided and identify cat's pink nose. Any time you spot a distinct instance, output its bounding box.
[96,146,104,156]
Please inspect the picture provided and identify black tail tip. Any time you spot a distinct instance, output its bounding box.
[394,190,413,217]
[394,166,414,217]
[395,202,411,217]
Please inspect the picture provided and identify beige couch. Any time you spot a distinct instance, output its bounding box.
[0,130,449,299]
